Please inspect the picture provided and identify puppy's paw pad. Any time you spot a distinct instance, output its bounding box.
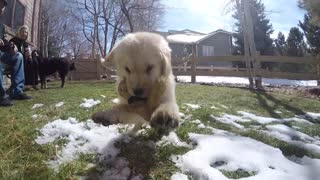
[150,110,179,130]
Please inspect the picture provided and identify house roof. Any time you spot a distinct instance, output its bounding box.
[165,29,232,44]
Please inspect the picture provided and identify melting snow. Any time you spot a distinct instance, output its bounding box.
[80,98,101,108]
[177,76,318,86]
[211,111,313,129]
[32,103,44,109]
[35,118,125,169]
[171,172,189,180]
[55,102,64,107]
[263,124,320,154]
[184,103,201,109]
[171,130,320,180]
[157,132,191,148]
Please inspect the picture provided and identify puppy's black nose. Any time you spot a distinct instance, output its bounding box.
[133,88,144,96]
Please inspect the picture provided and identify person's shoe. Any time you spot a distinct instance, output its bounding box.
[12,93,32,100]
[0,97,14,106]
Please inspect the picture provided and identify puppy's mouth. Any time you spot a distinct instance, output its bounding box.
[128,96,147,104]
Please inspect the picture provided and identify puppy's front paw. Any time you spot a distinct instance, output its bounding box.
[150,105,179,135]
[92,110,118,126]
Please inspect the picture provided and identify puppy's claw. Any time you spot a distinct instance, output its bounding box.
[150,109,179,136]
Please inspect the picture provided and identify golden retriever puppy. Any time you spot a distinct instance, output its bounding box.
[92,32,179,135]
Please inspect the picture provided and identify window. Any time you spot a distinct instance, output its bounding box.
[202,45,214,56]
[0,0,25,32]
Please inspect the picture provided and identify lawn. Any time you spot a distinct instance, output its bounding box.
[1,81,320,180]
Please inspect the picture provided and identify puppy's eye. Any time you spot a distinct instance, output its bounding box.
[146,65,153,74]
[125,67,131,74]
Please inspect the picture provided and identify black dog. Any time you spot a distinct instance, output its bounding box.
[32,51,76,88]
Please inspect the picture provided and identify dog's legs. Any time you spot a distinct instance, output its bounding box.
[40,76,45,89]
[60,73,65,88]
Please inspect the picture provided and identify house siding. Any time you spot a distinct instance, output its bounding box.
[197,32,233,66]
[3,0,40,47]
[169,43,192,60]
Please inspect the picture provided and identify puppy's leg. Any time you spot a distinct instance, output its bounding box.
[150,76,180,135]
[150,103,179,135]
[40,76,45,89]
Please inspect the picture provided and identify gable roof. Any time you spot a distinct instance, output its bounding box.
[166,29,232,44]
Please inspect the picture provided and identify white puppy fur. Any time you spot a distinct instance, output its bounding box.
[93,32,179,135]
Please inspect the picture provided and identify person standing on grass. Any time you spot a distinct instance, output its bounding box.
[0,0,32,107]
[11,25,39,90]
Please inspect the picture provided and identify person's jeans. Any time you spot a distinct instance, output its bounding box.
[0,51,25,99]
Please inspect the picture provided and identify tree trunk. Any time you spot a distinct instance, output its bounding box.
[236,0,254,88]
[243,0,262,89]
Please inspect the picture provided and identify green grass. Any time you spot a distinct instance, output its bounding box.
[1,81,320,179]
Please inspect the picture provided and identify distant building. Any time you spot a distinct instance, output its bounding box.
[155,29,233,67]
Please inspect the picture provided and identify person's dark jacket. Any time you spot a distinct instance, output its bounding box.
[10,37,28,53]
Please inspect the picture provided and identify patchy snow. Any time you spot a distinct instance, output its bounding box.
[210,106,219,110]
[263,124,320,154]
[220,105,229,109]
[190,119,206,129]
[35,118,125,169]
[211,114,245,129]
[101,95,106,98]
[32,103,44,109]
[80,98,101,108]
[177,76,318,87]
[171,172,189,180]
[212,111,313,128]
[32,114,41,119]
[55,102,64,107]
[179,112,185,118]
[171,131,320,180]
[184,103,201,109]
[112,98,120,104]
[275,111,282,114]
[301,112,320,121]
[157,132,191,148]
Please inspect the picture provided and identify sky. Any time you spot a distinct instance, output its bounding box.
[160,0,306,39]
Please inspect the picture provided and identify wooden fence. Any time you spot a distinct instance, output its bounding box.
[71,55,320,83]
[172,55,320,81]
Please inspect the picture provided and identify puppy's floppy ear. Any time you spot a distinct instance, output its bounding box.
[160,44,172,77]
[100,48,116,68]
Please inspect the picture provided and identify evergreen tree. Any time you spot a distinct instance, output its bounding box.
[286,27,305,57]
[274,32,286,56]
[280,27,307,73]
[233,0,274,56]
[299,14,320,56]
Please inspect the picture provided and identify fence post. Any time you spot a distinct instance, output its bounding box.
[96,54,102,80]
[210,65,213,71]
[191,44,197,83]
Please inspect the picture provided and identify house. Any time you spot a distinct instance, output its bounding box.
[156,29,233,67]
[0,0,41,48]
[0,0,41,87]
